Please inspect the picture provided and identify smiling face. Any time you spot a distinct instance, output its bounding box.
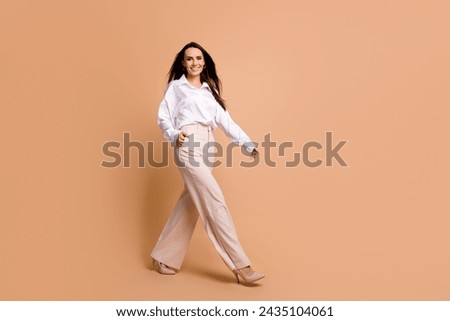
[182,47,205,79]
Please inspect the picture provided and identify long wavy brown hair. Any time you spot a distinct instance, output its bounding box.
[167,42,226,110]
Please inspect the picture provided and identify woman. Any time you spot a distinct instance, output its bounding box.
[151,42,264,285]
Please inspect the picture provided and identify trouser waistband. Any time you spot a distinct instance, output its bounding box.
[180,123,212,134]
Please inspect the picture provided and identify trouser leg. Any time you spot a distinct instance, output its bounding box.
[151,187,199,269]
[176,128,251,270]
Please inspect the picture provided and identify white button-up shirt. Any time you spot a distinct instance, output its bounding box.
[157,74,256,153]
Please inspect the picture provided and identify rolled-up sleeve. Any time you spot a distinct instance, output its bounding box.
[215,106,256,154]
[157,82,180,143]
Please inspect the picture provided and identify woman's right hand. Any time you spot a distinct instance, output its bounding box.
[176,131,188,147]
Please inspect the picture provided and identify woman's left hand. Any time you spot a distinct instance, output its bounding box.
[251,148,259,159]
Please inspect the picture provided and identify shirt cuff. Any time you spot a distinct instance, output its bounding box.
[243,141,256,155]
[170,129,181,143]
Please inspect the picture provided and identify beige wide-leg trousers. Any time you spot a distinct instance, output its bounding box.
[151,123,251,271]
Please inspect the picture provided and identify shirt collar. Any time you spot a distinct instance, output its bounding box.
[179,74,210,90]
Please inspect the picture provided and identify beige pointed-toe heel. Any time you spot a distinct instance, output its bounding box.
[232,266,264,284]
[152,259,176,275]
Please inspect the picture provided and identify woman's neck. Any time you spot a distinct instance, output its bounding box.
[186,74,202,89]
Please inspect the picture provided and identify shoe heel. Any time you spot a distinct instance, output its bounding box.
[234,272,240,284]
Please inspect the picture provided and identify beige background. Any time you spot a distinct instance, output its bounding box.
[1,0,449,300]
